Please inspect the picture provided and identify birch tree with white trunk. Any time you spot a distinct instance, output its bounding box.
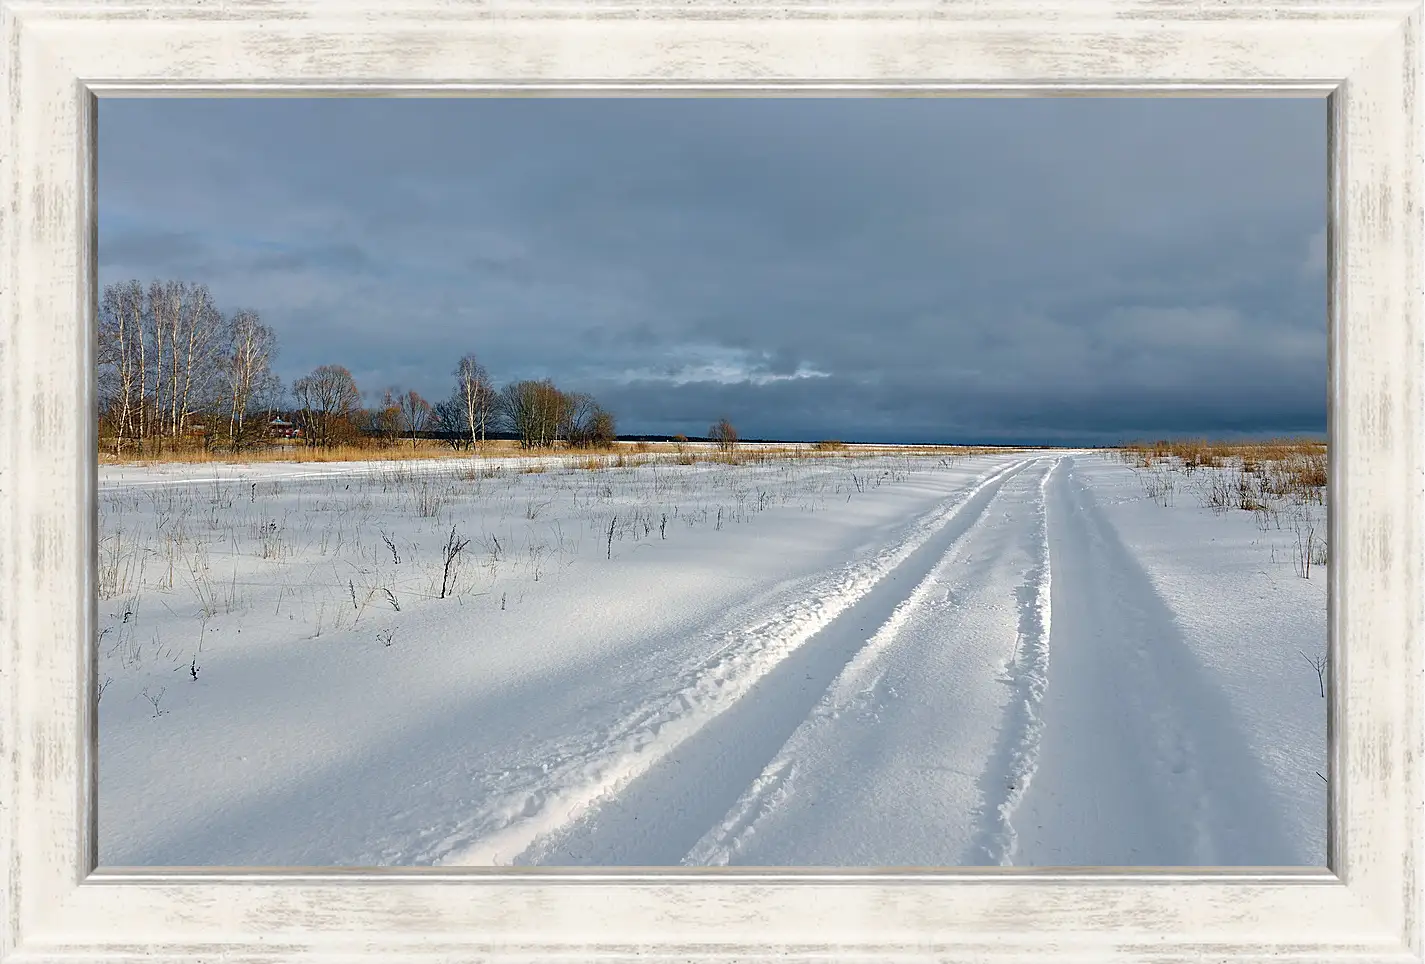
[454,353,496,448]
[221,309,277,449]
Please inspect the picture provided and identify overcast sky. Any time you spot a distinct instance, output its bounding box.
[98,97,1326,445]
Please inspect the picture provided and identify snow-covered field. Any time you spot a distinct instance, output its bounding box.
[96,447,1327,867]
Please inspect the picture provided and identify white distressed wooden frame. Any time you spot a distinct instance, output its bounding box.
[0,1,1420,961]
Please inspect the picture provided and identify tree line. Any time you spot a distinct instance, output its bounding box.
[296,361,617,452]
[97,279,617,454]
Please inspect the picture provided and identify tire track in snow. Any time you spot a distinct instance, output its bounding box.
[968,457,1058,866]
[681,462,1058,867]
[1009,457,1301,865]
[432,455,1042,866]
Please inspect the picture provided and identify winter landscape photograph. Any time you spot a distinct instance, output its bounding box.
[95,96,1328,868]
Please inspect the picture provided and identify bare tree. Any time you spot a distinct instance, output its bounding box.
[292,365,361,448]
[397,389,432,450]
[430,394,473,449]
[563,392,599,448]
[363,388,402,448]
[709,417,739,453]
[98,281,146,455]
[251,369,286,433]
[454,354,497,448]
[587,408,617,447]
[499,380,541,449]
[142,280,226,445]
[564,392,617,448]
[133,283,155,446]
[146,280,176,442]
[177,285,227,445]
[500,379,571,449]
[219,309,277,449]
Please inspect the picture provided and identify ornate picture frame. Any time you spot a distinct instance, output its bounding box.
[1,1,1420,960]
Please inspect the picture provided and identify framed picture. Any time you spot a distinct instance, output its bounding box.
[1,0,1420,960]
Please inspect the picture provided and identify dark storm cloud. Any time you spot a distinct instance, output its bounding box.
[98,97,1325,443]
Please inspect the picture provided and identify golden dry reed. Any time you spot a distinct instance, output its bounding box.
[1116,437,1327,502]
[99,437,1018,470]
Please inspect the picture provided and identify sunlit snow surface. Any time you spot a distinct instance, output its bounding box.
[97,449,1326,867]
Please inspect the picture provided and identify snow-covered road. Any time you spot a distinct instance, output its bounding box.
[97,449,1326,867]
[1016,462,1302,866]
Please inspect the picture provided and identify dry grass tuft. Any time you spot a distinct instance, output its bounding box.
[1117,437,1327,509]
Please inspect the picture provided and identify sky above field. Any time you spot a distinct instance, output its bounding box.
[98,97,1326,445]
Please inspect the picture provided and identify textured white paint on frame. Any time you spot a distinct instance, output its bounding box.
[0,1,1421,961]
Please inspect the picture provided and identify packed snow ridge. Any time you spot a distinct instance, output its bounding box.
[97,448,1327,867]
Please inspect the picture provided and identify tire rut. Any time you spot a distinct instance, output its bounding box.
[966,456,1059,865]
[514,456,1046,866]
[1012,456,1300,866]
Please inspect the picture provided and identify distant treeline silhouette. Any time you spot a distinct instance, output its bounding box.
[97,279,620,454]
